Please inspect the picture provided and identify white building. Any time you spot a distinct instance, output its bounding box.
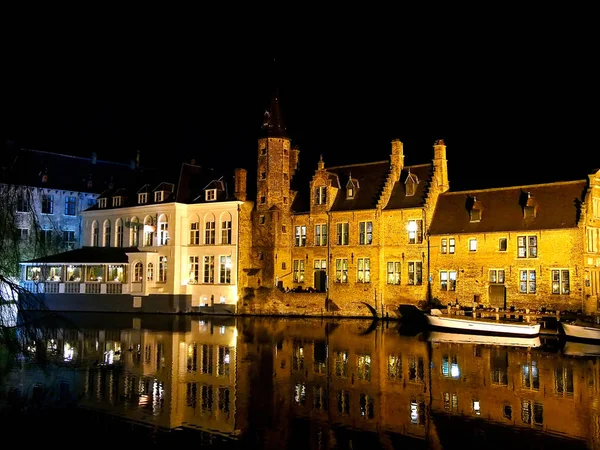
[20,163,250,313]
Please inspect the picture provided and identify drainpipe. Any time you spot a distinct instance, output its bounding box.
[326,210,331,309]
[236,203,241,315]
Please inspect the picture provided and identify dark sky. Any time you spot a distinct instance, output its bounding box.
[4,15,599,193]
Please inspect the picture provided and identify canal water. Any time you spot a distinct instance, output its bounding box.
[1,312,599,449]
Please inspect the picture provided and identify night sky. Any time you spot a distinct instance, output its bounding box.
[4,17,599,193]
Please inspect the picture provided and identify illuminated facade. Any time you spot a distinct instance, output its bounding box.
[242,93,600,315]
[19,163,252,313]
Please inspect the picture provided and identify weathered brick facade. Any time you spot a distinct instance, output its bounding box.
[238,92,600,317]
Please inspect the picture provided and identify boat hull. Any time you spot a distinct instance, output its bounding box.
[561,322,600,342]
[426,314,540,337]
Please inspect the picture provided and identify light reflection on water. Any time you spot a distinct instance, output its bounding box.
[1,313,599,449]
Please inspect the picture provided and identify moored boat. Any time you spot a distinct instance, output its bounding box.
[426,308,541,336]
[561,321,600,342]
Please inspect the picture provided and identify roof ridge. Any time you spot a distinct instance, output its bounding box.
[327,160,389,170]
[444,179,586,195]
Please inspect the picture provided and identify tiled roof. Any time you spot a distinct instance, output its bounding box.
[429,180,587,235]
[384,164,433,210]
[176,163,236,204]
[21,246,146,264]
[1,148,160,194]
[327,161,390,211]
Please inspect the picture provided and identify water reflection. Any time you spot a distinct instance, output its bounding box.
[1,314,599,449]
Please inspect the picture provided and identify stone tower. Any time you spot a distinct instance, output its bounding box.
[253,90,299,289]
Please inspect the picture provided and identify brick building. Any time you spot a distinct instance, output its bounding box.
[243,92,600,315]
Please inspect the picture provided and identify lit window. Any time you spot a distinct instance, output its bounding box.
[203,256,215,283]
[138,192,147,204]
[159,256,168,282]
[408,262,422,285]
[221,218,232,244]
[489,269,505,283]
[220,256,232,283]
[259,215,265,224]
[315,224,327,246]
[449,238,455,254]
[441,238,447,254]
[407,220,423,244]
[551,269,570,294]
[337,223,349,245]
[335,259,348,283]
[295,225,306,246]
[98,198,107,209]
[189,256,199,283]
[205,216,215,244]
[519,270,536,294]
[357,258,370,283]
[440,271,457,291]
[359,221,372,245]
[293,260,305,282]
[517,235,537,258]
[190,222,200,245]
[154,191,164,202]
[387,262,401,285]
[112,196,121,207]
[469,239,477,251]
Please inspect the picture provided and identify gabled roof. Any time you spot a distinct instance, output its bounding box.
[153,182,174,192]
[429,180,587,235]
[21,246,146,264]
[327,161,390,211]
[384,164,433,210]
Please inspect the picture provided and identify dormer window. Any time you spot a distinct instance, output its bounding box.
[138,192,147,204]
[469,196,483,222]
[206,189,217,201]
[154,191,164,202]
[524,206,535,218]
[98,198,107,208]
[314,186,327,205]
[112,196,121,207]
[523,192,537,218]
[405,171,419,197]
[347,187,354,199]
[346,177,358,200]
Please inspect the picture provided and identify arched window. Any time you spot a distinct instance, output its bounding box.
[159,256,167,282]
[144,215,155,247]
[147,262,154,281]
[158,214,169,246]
[103,219,111,247]
[134,261,143,282]
[91,220,99,247]
[220,212,232,244]
[130,216,139,247]
[204,213,216,245]
[190,215,200,245]
[115,218,123,247]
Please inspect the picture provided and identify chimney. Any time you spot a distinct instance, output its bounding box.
[390,139,404,182]
[91,152,97,164]
[136,149,140,168]
[234,168,247,201]
[41,167,48,184]
[87,174,93,189]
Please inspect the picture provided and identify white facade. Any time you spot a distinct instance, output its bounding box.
[82,199,243,306]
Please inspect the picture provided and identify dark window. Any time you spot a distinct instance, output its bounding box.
[65,196,76,216]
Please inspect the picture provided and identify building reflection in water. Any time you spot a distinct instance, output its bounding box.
[3,314,599,449]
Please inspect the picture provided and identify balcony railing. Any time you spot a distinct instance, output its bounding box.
[20,281,129,294]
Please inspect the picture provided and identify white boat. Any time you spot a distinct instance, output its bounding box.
[428,330,541,348]
[561,322,600,341]
[426,309,541,336]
